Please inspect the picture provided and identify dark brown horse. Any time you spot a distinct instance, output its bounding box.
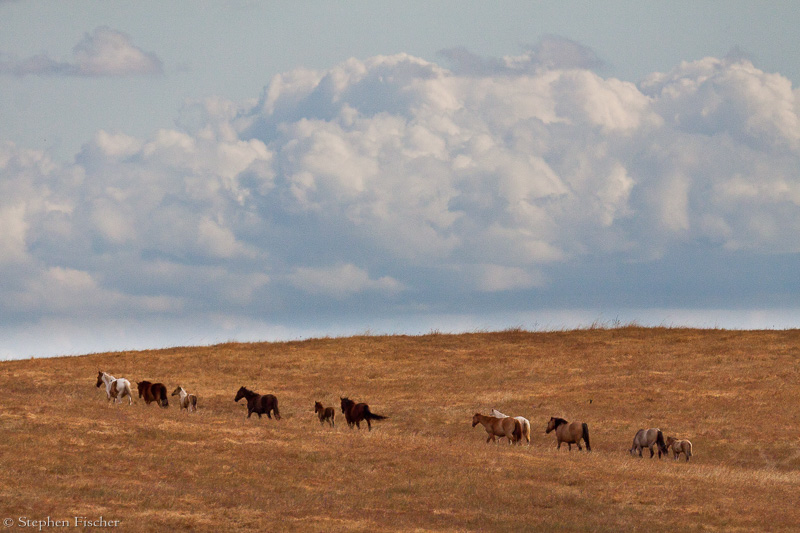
[546,416,591,451]
[136,380,169,407]
[235,386,281,420]
[340,397,386,430]
[314,401,335,427]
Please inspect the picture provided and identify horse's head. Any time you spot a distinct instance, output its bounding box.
[472,413,481,427]
[665,436,676,448]
[546,417,557,434]
[314,401,323,413]
[171,386,182,397]
[95,371,104,388]
[234,386,247,402]
[136,381,149,398]
[340,397,352,413]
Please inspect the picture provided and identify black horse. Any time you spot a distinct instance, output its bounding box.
[235,386,281,420]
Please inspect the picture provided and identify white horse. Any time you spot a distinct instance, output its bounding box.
[491,408,531,445]
[171,386,198,413]
[96,371,133,405]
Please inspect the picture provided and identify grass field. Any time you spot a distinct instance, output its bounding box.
[2,327,800,531]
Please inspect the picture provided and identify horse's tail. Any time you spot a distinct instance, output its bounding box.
[159,385,169,407]
[656,430,667,455]
[273,397,281,420]
[364,406,387,421]
[582,423,591,451]
[523,420,531,444]
[687,441,693,458]
[513,419,522,444]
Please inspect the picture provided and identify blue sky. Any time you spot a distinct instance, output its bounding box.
[2,2,800,358]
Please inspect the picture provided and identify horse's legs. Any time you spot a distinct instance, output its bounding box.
[557,440,562,450]
[649,447,654,458]
[367,419,372,431]
[576,441,583,451]
[568,443,572,451]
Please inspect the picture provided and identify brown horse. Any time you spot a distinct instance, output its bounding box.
[472,413,522,444]
[666,436,693,462]
[546,417,591,451]
[235,386,281,420]
[340,397,387,430]
[314,401,335,427]
[136,381,169,407]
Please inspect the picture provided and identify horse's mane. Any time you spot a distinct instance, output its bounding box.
[238,386,256,397]
[552,417,568,427]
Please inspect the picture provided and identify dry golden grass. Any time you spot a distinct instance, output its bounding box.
[2,327,800,531]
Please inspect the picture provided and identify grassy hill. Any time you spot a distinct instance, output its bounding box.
[2,327,799,531]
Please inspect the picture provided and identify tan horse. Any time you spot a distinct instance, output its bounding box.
[490,408,531,445]
[472,413,522,444]
[629,428,668,458]
[546,417,591,451]
[314,401,335,427]
[666,436,693,461]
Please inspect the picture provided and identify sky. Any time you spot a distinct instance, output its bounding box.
[2,1,800,359]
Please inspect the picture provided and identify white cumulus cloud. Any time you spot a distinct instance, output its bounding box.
[2,42,800,348]
[0,26,162,77]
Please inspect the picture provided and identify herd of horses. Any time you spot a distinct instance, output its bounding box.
[95,370,692,460]
[474,411,691,461]
[95,371,197,412]
[95,371,388,431]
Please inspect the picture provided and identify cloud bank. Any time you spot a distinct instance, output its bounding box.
[0,26,163,77]
[2,40,800,355]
